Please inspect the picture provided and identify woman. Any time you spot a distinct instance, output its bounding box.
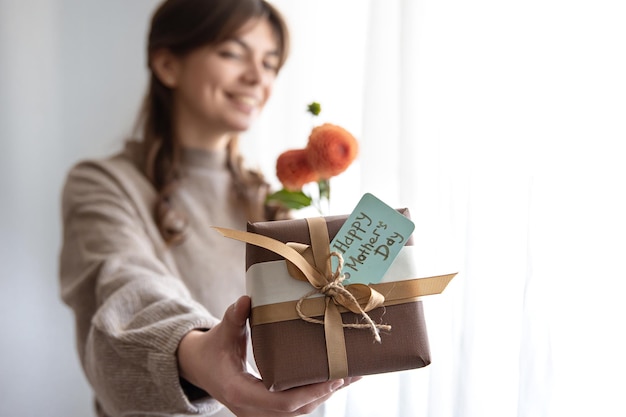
[59,0,354,416]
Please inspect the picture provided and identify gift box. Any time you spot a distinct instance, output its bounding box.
[215,210,455,391]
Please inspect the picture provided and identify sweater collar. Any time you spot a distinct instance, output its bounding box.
[123,141,229,172]
[181,146,229,171]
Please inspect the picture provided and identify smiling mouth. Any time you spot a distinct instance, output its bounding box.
[231,95,260,108]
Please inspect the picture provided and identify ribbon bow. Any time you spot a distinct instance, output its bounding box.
[284,218,391,343]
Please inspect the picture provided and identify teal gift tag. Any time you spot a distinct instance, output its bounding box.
[330,193,415,285]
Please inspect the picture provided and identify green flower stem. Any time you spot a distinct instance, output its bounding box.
[317,179,331,215]
[318,179,330,201]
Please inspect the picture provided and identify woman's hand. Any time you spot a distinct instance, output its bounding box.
[177,296,359,416]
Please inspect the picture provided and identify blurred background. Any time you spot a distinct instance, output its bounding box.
[1,0,625,416]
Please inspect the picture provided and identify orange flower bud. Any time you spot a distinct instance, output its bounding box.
[276,149,320,191]
[306,123,358,179]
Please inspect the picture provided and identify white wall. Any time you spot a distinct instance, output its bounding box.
[0,1,160,415]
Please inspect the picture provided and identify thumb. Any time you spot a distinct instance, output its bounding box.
[223,295,251,329]
[220,296,251,358]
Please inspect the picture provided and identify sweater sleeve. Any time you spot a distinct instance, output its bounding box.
[59,160,223,416]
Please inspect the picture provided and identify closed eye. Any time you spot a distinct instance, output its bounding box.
[263,58,279,72]
[220,38,280,72]
[218,49,243,60]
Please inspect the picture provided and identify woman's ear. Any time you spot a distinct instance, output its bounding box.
[151,49,180,88]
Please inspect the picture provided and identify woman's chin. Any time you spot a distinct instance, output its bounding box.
[226,118,256,134]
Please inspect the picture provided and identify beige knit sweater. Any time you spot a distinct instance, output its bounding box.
[59,142,253,416]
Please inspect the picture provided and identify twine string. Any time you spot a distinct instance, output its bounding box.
[295,251,391,343]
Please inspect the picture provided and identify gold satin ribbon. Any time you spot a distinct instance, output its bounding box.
[248,273,456,325]
[213,220,457,380]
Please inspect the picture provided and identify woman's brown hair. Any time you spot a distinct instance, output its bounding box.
[137,0,290,245]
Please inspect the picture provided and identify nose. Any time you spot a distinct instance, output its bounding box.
[242,57,264,85]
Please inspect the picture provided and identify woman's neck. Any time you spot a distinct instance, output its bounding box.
[173,109,231,151]
[178,132,230,151]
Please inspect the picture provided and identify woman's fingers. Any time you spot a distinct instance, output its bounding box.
[198,296,363,417]
[233,377,345,414]
[222,376,345,417]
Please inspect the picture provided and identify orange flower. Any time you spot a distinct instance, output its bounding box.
[276,149,320,190]
[306,123,358,178]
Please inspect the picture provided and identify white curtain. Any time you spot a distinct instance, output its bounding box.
[2,1,625,416]
[246,0,626,415]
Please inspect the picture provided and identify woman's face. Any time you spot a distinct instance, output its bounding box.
[169,18,281,144]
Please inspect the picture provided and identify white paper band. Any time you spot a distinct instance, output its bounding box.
[247,246,420,308]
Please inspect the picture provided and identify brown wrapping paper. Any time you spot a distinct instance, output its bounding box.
[245,210,433,391]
